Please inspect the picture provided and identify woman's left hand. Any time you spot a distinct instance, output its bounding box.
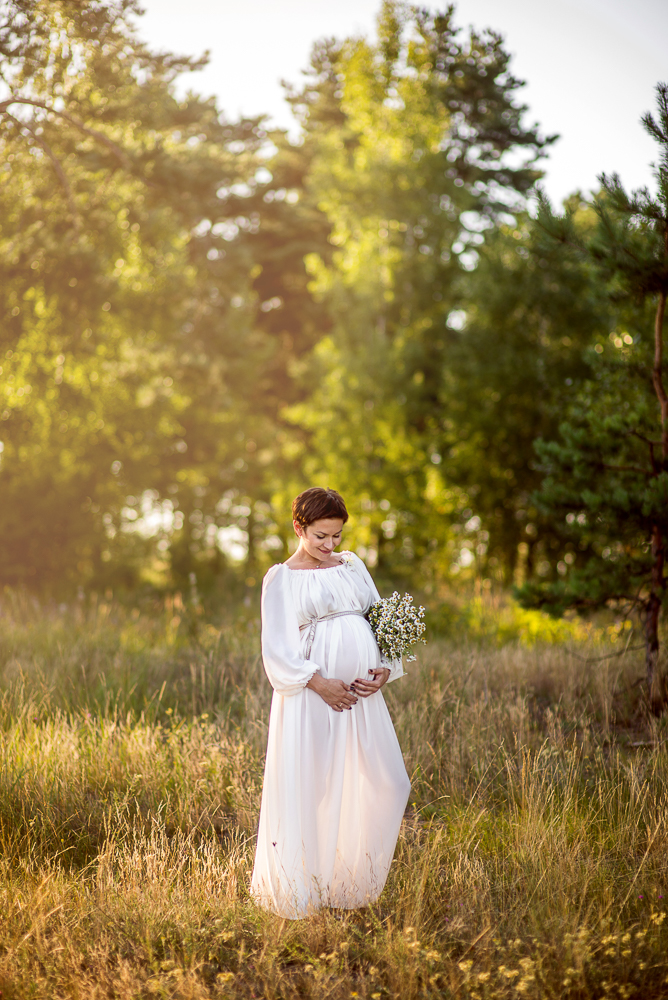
[351,667,390,697]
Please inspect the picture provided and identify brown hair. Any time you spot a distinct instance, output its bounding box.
[292,487,349,528]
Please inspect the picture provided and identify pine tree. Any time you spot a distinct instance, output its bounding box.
[517,84,668,713]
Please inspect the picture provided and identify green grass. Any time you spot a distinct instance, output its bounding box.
[0,590,667,998]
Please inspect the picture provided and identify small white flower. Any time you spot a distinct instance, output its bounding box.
[366,592,427,663]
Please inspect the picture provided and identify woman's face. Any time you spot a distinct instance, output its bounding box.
[295,517,344,560]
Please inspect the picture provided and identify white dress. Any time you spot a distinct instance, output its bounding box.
[250,551,411,918]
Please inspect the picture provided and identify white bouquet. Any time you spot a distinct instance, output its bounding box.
[366,591,427,663]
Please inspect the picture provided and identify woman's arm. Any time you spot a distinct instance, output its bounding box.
[349,553,405,684]
[261,566,321,695]
[261,566,357,710]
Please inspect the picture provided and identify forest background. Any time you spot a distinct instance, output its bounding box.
[3,5,668,996]
[1,0,667,647]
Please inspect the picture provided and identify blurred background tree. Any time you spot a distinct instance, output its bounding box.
[0,0,665,647]
[0,0,326,592]
[516,84,668,711]
[281,2,572,587]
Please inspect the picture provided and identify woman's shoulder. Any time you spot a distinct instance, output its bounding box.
[262,563,289,588]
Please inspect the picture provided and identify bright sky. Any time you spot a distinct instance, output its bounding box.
[133,0,668,207]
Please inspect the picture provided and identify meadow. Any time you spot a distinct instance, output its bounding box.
[0,589,667,999]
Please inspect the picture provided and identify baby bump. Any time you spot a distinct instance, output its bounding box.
[305,614,380,685]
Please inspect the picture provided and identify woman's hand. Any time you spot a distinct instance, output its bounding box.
[351,667,390,698]
[306,674,358,712]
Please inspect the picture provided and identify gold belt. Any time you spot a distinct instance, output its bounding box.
[299,610,366,660]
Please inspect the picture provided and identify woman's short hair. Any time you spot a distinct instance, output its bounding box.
[292,487,349,528]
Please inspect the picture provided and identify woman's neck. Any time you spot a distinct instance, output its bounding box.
[295,545,321,568]
[287,544,343,569]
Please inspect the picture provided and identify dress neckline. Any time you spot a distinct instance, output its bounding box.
[278,549,353,573]
[284,560,346,572]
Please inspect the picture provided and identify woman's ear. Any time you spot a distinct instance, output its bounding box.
[293,519,303,538]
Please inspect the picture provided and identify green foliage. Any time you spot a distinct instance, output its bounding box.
[427,591,624,647]
[519,367,662,607]
[516,84,668,709]
[0,0,328,591]
[1,0,667,616]
[282,3,561,585]
[433,206,606,579]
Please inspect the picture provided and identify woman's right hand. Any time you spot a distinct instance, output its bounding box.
[306,674,358,712]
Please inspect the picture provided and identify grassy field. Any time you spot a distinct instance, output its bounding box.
[0,589,667,999]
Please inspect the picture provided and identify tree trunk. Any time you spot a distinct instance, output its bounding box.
[647,287,668,713]
[653,289,667,457]
[645,522,666,714]
[644,590,665,714]
[245,505,257,581]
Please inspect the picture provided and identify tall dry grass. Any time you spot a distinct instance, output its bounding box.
[0,591,667,998]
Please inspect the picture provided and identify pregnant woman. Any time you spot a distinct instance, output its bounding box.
[251,487,411,918]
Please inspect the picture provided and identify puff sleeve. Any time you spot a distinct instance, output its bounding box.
[260,565,323,695]
[349,554,405,684]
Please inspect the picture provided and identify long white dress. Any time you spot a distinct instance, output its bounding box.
[250,551,411,918]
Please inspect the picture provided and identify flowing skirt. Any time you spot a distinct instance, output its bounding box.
[251,615,411,918]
